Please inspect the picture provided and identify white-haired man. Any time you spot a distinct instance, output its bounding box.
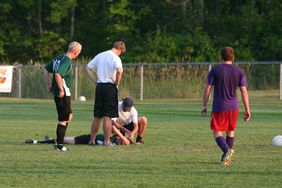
[44,41,82,151]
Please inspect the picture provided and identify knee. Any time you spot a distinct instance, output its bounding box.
[138,116,147,126]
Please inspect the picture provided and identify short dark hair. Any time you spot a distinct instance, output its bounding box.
[122,97,133,108]
[113,41,126,54]
[221,47,234,61]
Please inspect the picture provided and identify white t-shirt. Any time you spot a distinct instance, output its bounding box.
[87,50,123,84]
[112,102,138,125]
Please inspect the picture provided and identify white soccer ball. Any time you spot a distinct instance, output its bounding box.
[78,96,86,102]
[272,135,282,147]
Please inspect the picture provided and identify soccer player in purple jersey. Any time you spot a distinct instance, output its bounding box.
[201,47,251,165]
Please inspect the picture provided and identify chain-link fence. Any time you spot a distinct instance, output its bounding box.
[0,62,281,100]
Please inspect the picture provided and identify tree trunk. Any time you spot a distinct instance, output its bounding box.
[198,0,204,25]
[70,5,75,40]
[181,0,187,23]
[38,0,43,37]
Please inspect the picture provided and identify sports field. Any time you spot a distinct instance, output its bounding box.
[0,90,282,187]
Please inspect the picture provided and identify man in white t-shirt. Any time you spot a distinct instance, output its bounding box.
[86,41,126,146]
[112,97,147,144]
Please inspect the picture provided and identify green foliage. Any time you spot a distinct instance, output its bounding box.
[47,0,76,24]
[126,27,216,63]
[35,31,67,61]
[0,0,281,63]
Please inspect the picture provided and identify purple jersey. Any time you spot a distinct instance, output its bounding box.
[207,63,247,112]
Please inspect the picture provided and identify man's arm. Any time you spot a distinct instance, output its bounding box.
[112,126,130,145]
[85,66,96,82]
[240,86,251,122]
[130,122,138,139]
[112,120,123,130]
[114,67,123,85]
[201,84,212,116]
[55,73,64,98]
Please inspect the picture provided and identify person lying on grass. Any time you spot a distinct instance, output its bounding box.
[25,126,131,146]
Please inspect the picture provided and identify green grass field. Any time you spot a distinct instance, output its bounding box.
[0,91,282,187]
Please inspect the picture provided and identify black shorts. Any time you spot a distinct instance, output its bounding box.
[123,122,134,131]
[74,134,104,144]
[54,96,72,121]
[94,83,118,118]
[74,134,91,144]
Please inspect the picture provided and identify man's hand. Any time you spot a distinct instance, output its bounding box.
[129,133,134,141]
[58,90,64,98]
[244,111,251,122]
[47,84,52,92]
[201,106,207,116]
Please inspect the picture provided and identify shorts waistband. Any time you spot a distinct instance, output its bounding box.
[97,82,115,85]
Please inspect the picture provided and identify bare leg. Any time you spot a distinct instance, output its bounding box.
[103,117,112,145]
[63,136,75,144]
[227,131,235,137]
[138,116,147,137]
[213,131,223,138]
[90,117,102,142]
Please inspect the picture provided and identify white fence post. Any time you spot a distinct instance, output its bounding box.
[18,65,22,98]
[75,65,78,101]
[280,64,282,100]
[208,64,212,72]
[140,65,143,101]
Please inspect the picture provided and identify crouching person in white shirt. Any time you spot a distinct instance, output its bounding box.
[112,97,147,144]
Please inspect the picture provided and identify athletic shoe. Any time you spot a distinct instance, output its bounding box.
[223,159,232,166]
[89,140,97,146]
[221,149,232,163]
[136,140,144,144]
[103,142,115,146]
[54,144,68,151]
[44,135,51,141]
[96,140,104,145]
[25,139,38,144]
[221,149,235,166]
[229,149,235,159]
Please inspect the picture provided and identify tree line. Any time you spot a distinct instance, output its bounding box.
[0,0,281,64]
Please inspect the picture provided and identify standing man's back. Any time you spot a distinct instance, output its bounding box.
[201,47,250,166]
[91,50,123,84]
[208,63,247,112]
[86,41,126,146]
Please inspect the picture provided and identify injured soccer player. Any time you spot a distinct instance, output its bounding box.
[25,126,131,146]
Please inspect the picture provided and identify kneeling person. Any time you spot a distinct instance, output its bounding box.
[112,97,147,144]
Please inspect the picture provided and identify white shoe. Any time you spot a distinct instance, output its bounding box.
[54,144,68,151]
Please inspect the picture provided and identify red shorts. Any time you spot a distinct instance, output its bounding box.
[210,110,239,132]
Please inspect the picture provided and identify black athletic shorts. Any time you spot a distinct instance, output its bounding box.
[54,96,72,121]
[94,83,118,118]
[74,134,91,144]
[74,134,105,144]
[123,122,134,131]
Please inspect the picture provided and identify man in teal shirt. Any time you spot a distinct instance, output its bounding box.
[44,41,82,151]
